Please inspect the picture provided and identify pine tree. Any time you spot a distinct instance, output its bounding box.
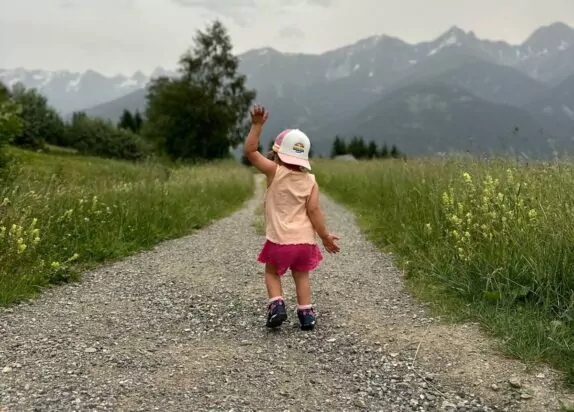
[379,143,389,158]
[133,110,143,133]
[118,110,135,132]
[348,135,368,159]
[330,135,347,158]
[390,144,400,158]
[367,140,378,159]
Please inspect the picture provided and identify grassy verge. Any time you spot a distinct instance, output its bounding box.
[0,147,253,306]
[314,157,574,386]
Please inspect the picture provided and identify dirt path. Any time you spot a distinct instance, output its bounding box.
[0,176,571,411]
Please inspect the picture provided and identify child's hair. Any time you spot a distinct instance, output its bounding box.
[266,150,309,173]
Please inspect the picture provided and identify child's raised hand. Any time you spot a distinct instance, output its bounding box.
[250,104,269,125]
[321,233,340,254]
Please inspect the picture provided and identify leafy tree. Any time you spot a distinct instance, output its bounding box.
[379,143,389,158]
[367,140,378,159]
[118,109,135,132]
[66,113,151,161]
[347,135,368,159]
[143,20,256,161]
[331,135,347,158]
[0,83,23,167]
[11,85,64,149]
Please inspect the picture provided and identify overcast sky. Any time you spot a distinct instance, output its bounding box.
[1,0,574,76]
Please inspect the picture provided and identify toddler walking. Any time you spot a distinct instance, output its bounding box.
[243,104,340,331]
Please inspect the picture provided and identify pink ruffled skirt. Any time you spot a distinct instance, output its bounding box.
[257,240,323,277]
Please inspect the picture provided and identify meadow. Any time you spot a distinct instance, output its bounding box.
[314,157,574,384]
[0,147,253,306]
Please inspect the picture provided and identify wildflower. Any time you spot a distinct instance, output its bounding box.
[424,223,432,234]
[50,261,61,269]
[68,253,80,262]
[442,192,451,206]
[463,172,472,184]
[17,238,26,254]
[84,217,90,223]
[528,209,537,220]
[32,236,41,245]
[506,169,514,184]
[1,197,9,206]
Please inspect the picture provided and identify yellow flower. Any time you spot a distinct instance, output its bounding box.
[528,209,537,220]
[50,261,61,269]
[463,172,472,184]
[17,238,26,254]
[1,197,9,206]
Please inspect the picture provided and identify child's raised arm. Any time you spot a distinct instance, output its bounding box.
[243,104,276,178]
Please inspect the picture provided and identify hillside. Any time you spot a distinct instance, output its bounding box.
[80,88,147,123]
[315,82,547,157]
[523,74,574,138]
[4,21,574,157]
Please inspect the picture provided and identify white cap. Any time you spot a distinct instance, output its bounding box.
[272,129,311,170]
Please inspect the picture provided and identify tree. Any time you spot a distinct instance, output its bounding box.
[118,109,135,132]
[390,144,400,158]
[0,82,23,167]
[367,140,378,159]
[133,110,143,133]
[331,135,347,158]
[347,135,368,159]
[143,20,256,161]
[379,143,389,158]
[11,85,64,149]
[64,112,151,161]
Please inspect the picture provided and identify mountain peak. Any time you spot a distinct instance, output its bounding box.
[523,21,574,52]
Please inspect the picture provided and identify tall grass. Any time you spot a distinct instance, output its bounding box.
[0,147,253,306]
[314,157,574,384]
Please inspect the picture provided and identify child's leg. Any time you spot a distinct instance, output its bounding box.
[264,263,283,299]
[291,270,311,306]
[291,270,316,330]
[265,264,287,328]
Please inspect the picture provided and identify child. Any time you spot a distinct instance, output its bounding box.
[243,104,340,331]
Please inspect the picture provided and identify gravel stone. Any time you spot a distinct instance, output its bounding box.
[0,177,501,411]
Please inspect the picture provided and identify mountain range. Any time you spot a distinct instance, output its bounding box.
[3,22,574,157]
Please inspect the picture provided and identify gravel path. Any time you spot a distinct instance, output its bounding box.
[0,176,544,411]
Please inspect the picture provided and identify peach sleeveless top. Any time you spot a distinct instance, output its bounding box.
[264,165,317,245]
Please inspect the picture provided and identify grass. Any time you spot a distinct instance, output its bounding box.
[0,147,254,306]
[314,156,574,386]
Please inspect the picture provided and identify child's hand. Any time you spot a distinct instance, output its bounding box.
[321,233,340,254]
[250,104,269,125]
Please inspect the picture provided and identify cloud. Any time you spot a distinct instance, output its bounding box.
[278,25,306,40]
[307,0,335,6]
[171,0,334,25]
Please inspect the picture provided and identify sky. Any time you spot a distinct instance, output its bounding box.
[1,0,574,76]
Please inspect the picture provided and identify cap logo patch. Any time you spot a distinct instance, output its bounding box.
[292,143,305,154]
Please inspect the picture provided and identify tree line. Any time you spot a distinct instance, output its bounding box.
[331,135,404,159]
[0,20,256,166]
[0,20,405,168]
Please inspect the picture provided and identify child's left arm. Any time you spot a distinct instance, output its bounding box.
[243,104,276,178]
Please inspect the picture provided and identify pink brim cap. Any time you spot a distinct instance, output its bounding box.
[277,152,311,170]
